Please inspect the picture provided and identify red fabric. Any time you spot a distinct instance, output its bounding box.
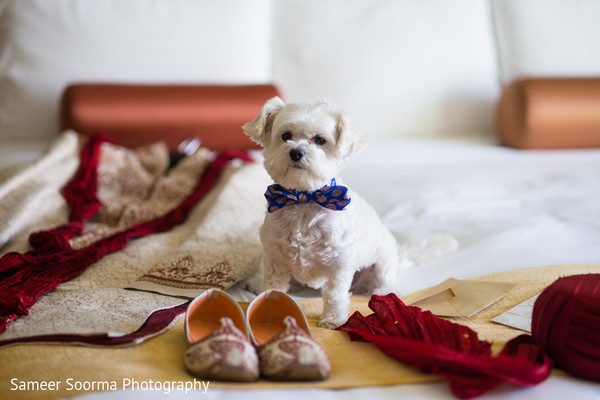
[338,293,551,399]
[0,134,251,334]
[532,274,600,382]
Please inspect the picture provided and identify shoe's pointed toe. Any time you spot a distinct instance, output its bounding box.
[247,290,331,381]
[184,289,259,381]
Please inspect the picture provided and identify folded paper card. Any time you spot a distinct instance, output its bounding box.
[407,278,516,318]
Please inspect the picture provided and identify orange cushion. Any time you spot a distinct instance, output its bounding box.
[496,78,600,149]
[60,84,280,151]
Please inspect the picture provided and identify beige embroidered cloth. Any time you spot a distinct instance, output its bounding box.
[0,132,270,341]
[0,133,80,253]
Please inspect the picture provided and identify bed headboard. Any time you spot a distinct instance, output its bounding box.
[60,84,280,151]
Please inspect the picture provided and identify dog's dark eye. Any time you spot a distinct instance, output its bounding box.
[282,131,292,141]
[314,136,327,145]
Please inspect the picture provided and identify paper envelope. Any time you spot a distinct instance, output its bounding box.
[406,278,516,318]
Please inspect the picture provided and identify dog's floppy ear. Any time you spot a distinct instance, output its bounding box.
[243,96,285,146]
[335,113,366,161]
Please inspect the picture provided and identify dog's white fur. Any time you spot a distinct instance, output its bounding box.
[243,97,400,329]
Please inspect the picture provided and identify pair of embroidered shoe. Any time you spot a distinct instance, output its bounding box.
[183,289,331,382]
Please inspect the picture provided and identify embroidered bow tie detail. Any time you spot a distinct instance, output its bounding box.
[265,179,351,213]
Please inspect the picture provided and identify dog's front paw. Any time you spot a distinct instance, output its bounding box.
[263,277,290,293]
[243,273,263,295]
[372,285,394,296]
[318,315,347,330]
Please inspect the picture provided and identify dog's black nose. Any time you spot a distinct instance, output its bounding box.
[289,148,305,162]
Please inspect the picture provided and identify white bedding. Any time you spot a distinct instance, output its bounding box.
[344,139,600,296]
[2,137,600,399]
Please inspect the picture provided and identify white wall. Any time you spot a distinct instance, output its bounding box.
[272,0,500,139]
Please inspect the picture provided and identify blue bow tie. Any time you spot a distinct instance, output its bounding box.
[265,179,351,213]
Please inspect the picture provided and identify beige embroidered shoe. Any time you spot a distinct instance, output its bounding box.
[247,289,331,381]
[184,289,259,381]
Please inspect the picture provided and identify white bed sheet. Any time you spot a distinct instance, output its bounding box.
[2,137,600,400]
[344,138,600,296]
[68,374,600,400]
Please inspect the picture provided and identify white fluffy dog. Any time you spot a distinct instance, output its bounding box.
[243,97,400,329]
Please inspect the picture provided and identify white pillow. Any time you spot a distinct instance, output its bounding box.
[0,0,273,141]
[492,0,600,85]
[272,0,499,139]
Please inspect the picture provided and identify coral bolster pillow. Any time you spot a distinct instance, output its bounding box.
[60,84,280,151]
[496,78,600,149]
